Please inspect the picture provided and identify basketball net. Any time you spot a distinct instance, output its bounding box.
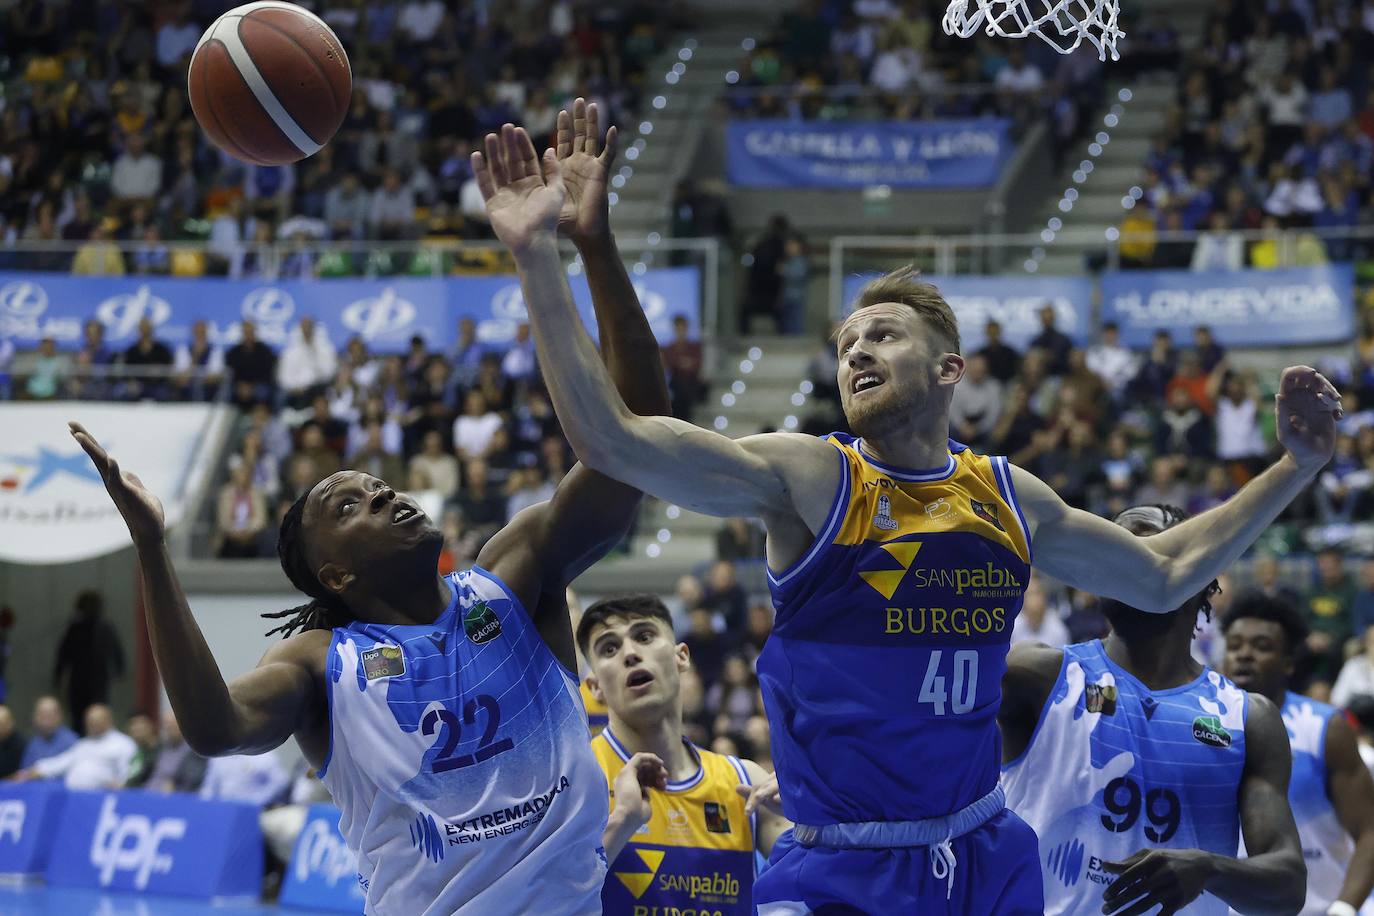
[942,0,1124,62]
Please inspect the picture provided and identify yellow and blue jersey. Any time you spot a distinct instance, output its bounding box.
[580,680,609,736]
[591,727,755,915]
[761,433,1031,825]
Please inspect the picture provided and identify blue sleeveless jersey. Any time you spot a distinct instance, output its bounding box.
[1002,641,1248,915]
[318,568,607,915]
[1282,692,1351,915]
[761,434,1032,824]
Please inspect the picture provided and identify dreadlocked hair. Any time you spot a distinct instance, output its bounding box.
[265,491,356,639]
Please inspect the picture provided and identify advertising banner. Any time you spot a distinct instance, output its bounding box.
[0,781,64,879]
[279,804,364,913]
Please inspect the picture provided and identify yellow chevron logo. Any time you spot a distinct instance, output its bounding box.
[615,848,666,899]
[858,540,923,600]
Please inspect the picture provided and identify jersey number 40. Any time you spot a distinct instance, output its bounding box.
[918,649,980,716]
[422,695,515,773]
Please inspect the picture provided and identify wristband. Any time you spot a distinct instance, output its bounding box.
[1327,901,1358,916]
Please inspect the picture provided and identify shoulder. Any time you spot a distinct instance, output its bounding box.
[1006,640,1066,685]
[260,627,333,673]
[1243,692,1289,750]
[738,757,771,786]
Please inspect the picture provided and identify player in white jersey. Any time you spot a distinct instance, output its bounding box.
[1002,505,1305,916]
[71,101,669,915]
[1221,593,1374,916]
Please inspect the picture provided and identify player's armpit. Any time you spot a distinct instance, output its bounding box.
[1323,713,1374,907]
[218,631,328,759]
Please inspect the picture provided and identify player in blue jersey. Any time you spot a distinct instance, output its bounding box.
[1001,505,1305,915]
[473,120,1342,914]
[1221,593,1374,916]
[70,101,669,916]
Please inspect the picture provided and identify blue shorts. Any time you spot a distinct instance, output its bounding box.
[755,808,1043,915]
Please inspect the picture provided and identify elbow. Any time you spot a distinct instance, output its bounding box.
[571,417,638,479]
[183,731,229,758]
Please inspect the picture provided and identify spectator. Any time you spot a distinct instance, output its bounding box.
[174,319,225,401]
[1156,386,1213,458]
[23,337,68,400]
[456,458,506,540]
[120,316,174,400]
[0,705,24,779]
[1251,554,1304,607]
[779,236,809,335]
[1310,65,1353,127]
[277,316,337,409]
[71,221,126,276]
[409,430,460,499]
[472,354,515,414]
[21,696,78,769]
[995,45,1045,96]
[1306,548,1358,687]
[1214,372,1266,469]
[1353,558,1374,638]
[500,323,537,384]
[369,168,416,239]
[1189,464,1236,515]
[324,173,370,240]
[448,317,484,391]
[131,224,170,275]
[975,319,1021,383]
[1085,322,1137,401]
[1190,213,1246,271]
[109,131,163,205]
[683,607,726,687]
[702,560,748,634]
[124,713,161,788]
[662,314,705,421]
[716,518,766,563]
[1192,326,1226,373]
[506,467,556,520]
[350,422,406,484]
[1011,576,1070,646]
[53,592,125,733]
[1136,456,1191,508]
[19,704,136,789]
[294,424,343,480]
[705,655,762,736]
[397,0,445,44]
[1331,625,1374,709]
[147,711,207,794]
[225,320,278,408]
[743,602,773,659]
[200,751,291,807]
[452,391,504,459]
[741,215,789,333]
[215,463,268,558]
[949,353,1003,446]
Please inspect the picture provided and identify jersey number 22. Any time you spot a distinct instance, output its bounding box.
[422,695,515,773]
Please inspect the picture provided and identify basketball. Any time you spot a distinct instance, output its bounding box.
[187,1,350,167]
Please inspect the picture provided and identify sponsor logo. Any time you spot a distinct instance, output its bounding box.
[0,280,80,342]
[425,632,447,654]
[970,499,1005,532]
[1085,683,1118,716]
[361,644,405,680]
[1,446,104,494]
[616,848,665,899]
[1046,838,1085,887]
[0,281,48,317]
[464,600,502,645]
[872,494,899,531]
[295,817,358,884]
[342,288,416,340]
[925,498,952,520]
[90,795,187,889]
[1192,715,1232,749]
[240,287,296,325]
[703,802,730,834]
[859,540,923,600]
[441,775,571,846]
[884,606,1007,636]
[860,540,1023,603]
[96,286,172,341]
[1141,696,1159,721]
[410,812,444,863]
[658,871,741,901]
[0,799,25,843]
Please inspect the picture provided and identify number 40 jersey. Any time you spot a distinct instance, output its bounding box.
[1001,640,1249,916]
[319,568,607,916]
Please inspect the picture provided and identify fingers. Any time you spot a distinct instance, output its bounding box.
[483,132,508,187]
[1099,851,1146,874]
[1104,890,1172,916]
[1102,856,1165,909]
[585,100,600,155]
[541,148,564,195]
[556,108,574,160]
[572,97,588,153]
[471,151,496,201]
[69,422,110,471]
[507,123,540,180]
[600,124,618,166]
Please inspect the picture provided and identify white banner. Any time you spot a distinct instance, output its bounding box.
[0,403,219,564]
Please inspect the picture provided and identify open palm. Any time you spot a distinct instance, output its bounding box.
[472,124,565,254]
[69,421,166,547]
[555,98,618,243]
[1274,365,1342,473]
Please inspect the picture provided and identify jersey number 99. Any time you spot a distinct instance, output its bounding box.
[1100,776,1181,843]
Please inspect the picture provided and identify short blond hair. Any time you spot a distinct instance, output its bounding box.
[850,266,961,354]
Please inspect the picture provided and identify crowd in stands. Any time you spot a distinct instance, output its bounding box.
[1119,0,1374,269]
[0,0,673,276]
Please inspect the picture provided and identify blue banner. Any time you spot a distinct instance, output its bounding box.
[727,120,1013,189]
[1101,265,1356,347]
[279,805,364,913]
[840,273,1093,353]
[0,782,64,878]
[45,790,262,900]
[0,266,700,354]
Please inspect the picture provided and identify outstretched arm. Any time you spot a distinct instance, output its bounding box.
[472,124,838,531]
[1014,367,1340,612]
[1101,694,1305,916]
[1326,713,1374,910]
[69,423,322,759]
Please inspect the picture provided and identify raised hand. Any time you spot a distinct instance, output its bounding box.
[1274,365,1342,473]
[555,98,618,245]
[471,123,566,256]
[69,421,165,548]
[611,751,668,834]
[735,769,784,817]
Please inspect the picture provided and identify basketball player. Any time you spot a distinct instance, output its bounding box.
[473,121,1341,913]
[70,105,666,916]
[577,595,788,914]
[1000,505,1306,915]
[1222,593,1374,916]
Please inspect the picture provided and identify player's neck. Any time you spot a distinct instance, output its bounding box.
[607,710,697,783]
[1102,630,1202,691]
[352,572,452,626]
[857,419,951,472]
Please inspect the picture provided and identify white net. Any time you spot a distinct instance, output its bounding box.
[942,0,1124,62]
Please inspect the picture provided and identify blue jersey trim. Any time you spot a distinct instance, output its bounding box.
[469,564,578,681]
[317,628,342,779]
[602,727,706,792]
[854,439,957,482]
[1001,647,1068,772]
[1092,640,1212,698]
[767,441,851,588]
[727,754,758,849]
[991,455,1033,564]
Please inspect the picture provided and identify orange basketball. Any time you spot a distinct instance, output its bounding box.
[188,1,351,166]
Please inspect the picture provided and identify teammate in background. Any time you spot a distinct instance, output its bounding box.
[1222,593,1374,916]
[567,586,610,736]
[474,116,1340,914]
[578,595,787,915]
[1001,505,1305,915]
[70,105,669,916]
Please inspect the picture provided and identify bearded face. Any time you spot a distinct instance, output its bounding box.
[836,304,947,440]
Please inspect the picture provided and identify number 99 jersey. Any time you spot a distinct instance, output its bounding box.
[318,568,608,915]
[1001,641,1249,916]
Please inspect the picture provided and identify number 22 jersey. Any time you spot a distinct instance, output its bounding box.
[319,567,607,915]
[1002,640,1249,915]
